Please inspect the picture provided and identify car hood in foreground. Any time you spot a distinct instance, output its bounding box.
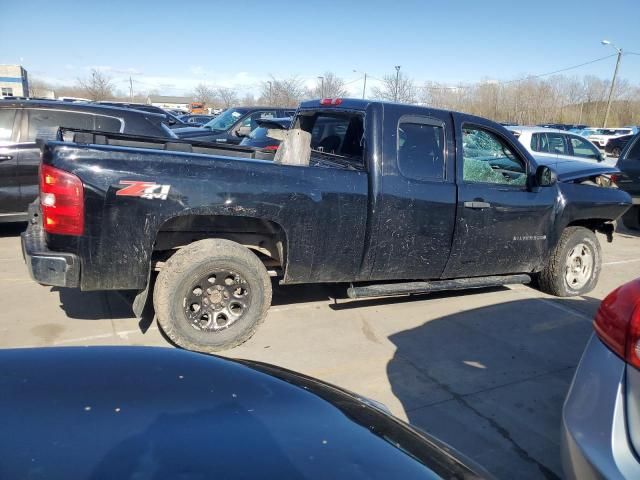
[0,347,490,480]
[533,156,620,182]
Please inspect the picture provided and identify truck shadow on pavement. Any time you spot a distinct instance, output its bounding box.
[51,287,139,320]
[385,296,601,480]
[0,222,27,237]
[616,222,640,238]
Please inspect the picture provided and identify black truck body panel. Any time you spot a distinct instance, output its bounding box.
[23,99,631,294]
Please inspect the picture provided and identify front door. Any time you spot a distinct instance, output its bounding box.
[442,119,556,278]
[367,109,457,281]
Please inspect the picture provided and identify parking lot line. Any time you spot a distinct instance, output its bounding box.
[602,258,640,266]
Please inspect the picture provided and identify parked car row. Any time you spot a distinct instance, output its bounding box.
[0,99,179,222]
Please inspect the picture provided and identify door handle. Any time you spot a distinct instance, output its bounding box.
[464,201,491,209]
[0,155,13,161]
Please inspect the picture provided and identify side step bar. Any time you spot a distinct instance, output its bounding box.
[346,274,531,299]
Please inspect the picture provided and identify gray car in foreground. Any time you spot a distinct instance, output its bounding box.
[562,277,640,479]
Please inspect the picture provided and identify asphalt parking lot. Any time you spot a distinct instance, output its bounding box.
[1,222,639,479]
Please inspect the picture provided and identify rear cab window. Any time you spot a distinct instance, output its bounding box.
[397,117,445,181]
[294,110,365,170]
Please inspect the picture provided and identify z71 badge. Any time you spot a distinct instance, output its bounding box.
[116,181,171,200]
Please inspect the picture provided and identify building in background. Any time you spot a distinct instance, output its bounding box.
[147,95,191,111]
[0,65,29,97]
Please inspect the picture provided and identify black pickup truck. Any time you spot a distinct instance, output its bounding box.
[22,99,631,352]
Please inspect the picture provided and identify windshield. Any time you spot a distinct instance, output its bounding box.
[202,109,244,131]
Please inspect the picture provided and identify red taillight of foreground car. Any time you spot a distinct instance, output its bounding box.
[262,145,279,152]
[39,164,84,236]
[594,278,640,368]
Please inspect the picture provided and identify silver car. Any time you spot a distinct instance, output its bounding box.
[562,277,640,479]
[506,126,607,164]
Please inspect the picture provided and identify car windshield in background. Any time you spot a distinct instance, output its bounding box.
[202,109,244,131]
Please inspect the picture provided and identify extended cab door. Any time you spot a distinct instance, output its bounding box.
[367,108,457,280]
[442,116,556,278]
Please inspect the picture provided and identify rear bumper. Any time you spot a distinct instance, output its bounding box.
[561,335,640,479]
[21,220,80,288]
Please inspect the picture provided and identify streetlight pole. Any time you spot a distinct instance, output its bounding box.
[394,66,401,102]
[601,40,623,128]
[317,76,324,98]
[353,70,368,99]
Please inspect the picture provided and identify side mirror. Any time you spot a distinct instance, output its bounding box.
[235,126,251,138]
[598,152,605,163]
[535,165,557,187]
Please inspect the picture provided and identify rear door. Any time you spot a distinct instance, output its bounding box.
[368,108,457,280]
[442,117,557,278]
[0,108,21,215]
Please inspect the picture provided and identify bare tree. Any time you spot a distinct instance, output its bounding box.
[371,71,417,104]
[259,76,306,107]
[308,72,348,98]
[77,69,114,101]
[215,87,239,108]
[28,78,53,98]
[193,83,215,105]
[241,93,256,106]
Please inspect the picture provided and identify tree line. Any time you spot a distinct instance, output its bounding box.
[29,68,640,127]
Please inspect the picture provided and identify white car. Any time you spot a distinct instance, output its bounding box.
[588,127,634,148]
[506,126,607,164]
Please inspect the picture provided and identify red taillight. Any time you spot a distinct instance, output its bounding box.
[319,98,343,106]
[594,278,640,368]
[262,145,279,152]
[39,164,84,236]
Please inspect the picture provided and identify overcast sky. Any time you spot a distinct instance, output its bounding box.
[2,0,639,97]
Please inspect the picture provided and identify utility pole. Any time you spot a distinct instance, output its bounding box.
[362,73,367,99]
[317,76,324,97]
[129,76,133,101]
[394,66,401,102]
[267,81,272,106]
[601,40,623,128]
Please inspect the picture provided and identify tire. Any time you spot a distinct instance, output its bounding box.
[536,227,601,297]
[154,239,272,352]
[622,206,640,230]
[611,146,622,157]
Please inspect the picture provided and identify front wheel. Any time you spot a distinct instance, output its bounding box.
[154,239,272,352]
[536,227,601,297]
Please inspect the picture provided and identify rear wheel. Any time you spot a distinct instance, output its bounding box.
[622,206,640,230]
[154,239,272,352]
[536,227,601,297]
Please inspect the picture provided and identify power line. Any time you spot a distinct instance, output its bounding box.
[416,53,619,90]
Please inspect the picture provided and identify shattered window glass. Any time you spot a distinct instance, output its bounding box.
[462,127,526,186]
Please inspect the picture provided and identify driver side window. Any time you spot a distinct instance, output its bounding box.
[569,135,600,160]
[462,126,526,186]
